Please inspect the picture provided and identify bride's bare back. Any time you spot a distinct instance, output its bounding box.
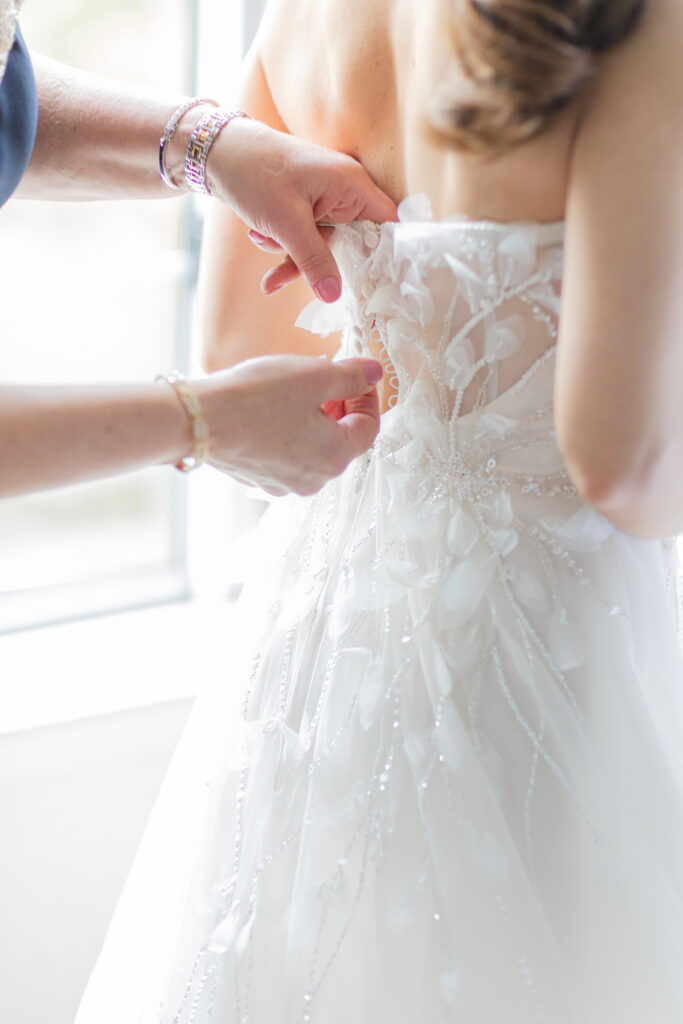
[256,0,579,222]
[201,0,683,537]
[201,0,580,369]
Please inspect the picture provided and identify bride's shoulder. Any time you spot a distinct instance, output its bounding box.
[255,0,402,144]
[256,0,398,94]
[257,0,394,63]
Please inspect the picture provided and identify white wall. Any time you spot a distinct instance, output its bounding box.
[0,699,192,1024]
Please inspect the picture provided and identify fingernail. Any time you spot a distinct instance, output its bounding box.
[314,277,342,303]
[249,229,267,245]
[262,280,283,295]
[361,359,383,385]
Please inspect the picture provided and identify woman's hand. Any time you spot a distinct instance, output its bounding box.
[0,358,382,500]
[21,59,396,301]
[205,117,397,303]
[193,355,383,495]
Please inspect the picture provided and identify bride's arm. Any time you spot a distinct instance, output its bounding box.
[556,0,683,539]
[199,44,341,372]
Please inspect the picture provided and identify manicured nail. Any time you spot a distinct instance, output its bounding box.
[261,271,282,294]
[248,229,268,244]
[314,276,342,303]
[361,359,383,385]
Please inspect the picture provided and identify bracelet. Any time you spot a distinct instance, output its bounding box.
[155,372,209,472]
[159,97,219,190]
[185,108,250,195]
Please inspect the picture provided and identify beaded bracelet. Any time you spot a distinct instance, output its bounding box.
[159,97,219,190]
[155,372,209,472]
[185,108,250,195]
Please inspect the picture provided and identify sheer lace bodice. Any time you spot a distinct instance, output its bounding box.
[304,195,564,418]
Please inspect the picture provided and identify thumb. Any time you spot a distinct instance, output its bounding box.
[320,358,383,402]
[274,209,343,302]
[335,389,381,459]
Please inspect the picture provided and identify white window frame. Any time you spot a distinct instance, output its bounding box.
[0,0,264,728]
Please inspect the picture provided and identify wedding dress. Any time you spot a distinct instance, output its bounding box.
[75,196,683,1024]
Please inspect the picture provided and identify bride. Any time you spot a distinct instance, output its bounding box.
[76,0,683,1021]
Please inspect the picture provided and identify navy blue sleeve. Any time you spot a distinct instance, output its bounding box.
[0,26,38,208]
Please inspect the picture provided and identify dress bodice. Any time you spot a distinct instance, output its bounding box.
[299,196,572,520]
[302,195,564,416]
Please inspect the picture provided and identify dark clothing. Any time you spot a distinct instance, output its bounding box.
[0,26,38,208]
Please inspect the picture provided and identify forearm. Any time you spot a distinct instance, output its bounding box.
[17,55,207,201]
[0,383,192,497]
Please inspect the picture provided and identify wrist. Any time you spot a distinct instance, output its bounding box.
[156,373,210,471]
[149,378,195,467]
[202,115,264,205]
[190,372,250,470]
[187,109,252,197]
[162,102,219,191]
[160,101,251,196]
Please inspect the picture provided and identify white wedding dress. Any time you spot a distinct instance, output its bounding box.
[75,197,683,1024]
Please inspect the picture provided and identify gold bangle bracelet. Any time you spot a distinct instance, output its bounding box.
[155,372,209,472]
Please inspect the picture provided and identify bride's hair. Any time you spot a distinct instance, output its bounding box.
[433,0,646,154]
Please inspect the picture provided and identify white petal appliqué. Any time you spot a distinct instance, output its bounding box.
[397,193,434,223]
[541,505,614,552]
[474,412,517,442]
[295,297,346,336]
[357,662,385,731]
[511,568,548,611]
[488,526,519,557]
[480,489,514,527]
[436,699,466,771]
[447,507,480,557]
[421,640,454,698]
[440,557,496,622]
[548,610,585,671]
[484,314,525,363]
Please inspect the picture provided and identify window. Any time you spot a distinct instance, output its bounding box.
[0,0,249,635]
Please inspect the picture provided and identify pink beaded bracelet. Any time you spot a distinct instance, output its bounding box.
[184,109,250,195]
[158,98,219,191]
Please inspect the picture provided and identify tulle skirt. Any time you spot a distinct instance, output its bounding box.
[75,419,683,1024]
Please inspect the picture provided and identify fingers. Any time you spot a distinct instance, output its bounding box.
[317,361,383,472]
[332,392,381,461]
[248,230,284,254]
[261,256,300,295]
[258,224,335,295]
[353,186,398,226]
[270,208,343,302]
[329,166,398,226]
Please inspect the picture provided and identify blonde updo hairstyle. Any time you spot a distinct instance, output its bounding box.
[434,0,646,154]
